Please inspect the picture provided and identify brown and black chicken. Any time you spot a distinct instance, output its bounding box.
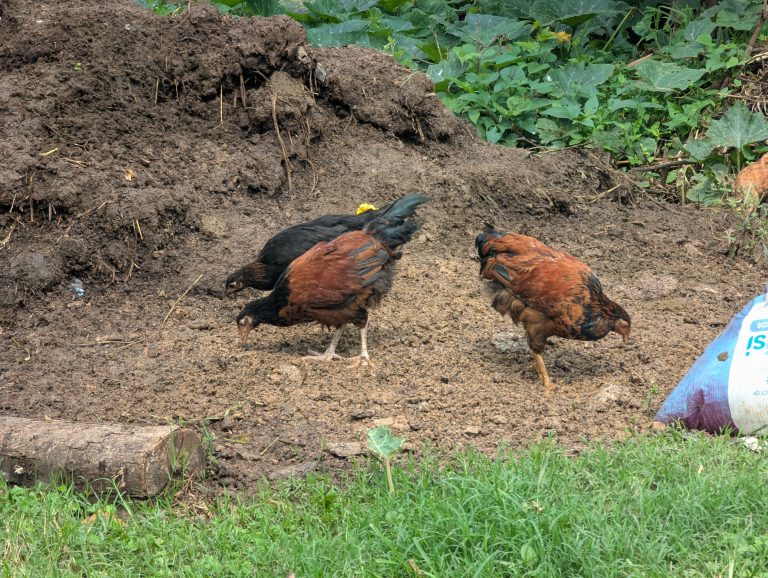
[476,224,631,394]
[236,194,428,364]
[224,196,425,296]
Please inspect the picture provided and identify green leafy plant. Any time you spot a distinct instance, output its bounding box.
[685,102,768,168]
[643,382,661,417]
[138,0,768,209]
[139,0,283,16]
[367,426,405,495]
[725,196,768,262]
[677,103,768,206]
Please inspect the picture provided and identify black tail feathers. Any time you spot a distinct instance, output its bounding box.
[364,194,428,250]
[475,222,504,258]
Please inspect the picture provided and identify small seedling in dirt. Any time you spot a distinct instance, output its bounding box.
[74,62,81,71]
[367,426,405,496]
[725,196,768,262]
[643,382,661,416]
[198,420,219,469]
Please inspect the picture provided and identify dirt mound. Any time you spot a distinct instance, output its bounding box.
[1,0,764,492]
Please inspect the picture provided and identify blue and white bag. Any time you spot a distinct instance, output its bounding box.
[655,289,768,434]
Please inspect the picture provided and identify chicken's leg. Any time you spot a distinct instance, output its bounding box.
[532,352,554,395]
[304,326,344,362]
[347,323,372,366]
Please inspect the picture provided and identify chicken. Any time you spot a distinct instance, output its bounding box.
[476,224,631,394]
[224,196,423,296]
[236,194,428,364]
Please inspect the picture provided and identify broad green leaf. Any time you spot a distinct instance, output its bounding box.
[591,128,626,153]
[414,0,455,17]
[631,60,707,92]
[704,45,742,73]
[664,100,712,131]
[635,137,658,160]
[527,78,558,94]
[707,102,768,150]
[461,14,530,46]
[340,0,379,11]
[535,117,571,144]
[683,18,716,42]
[465,70,500,87]
[583,95,599,116]
[426,52,469,84]
[686,174,723,205]
[715,0,762,30]
[475,0,534,19]
[301,0,349,23]
[551,62,614,98]
[506,95,550,115]
[666,43,704,59]
[493,51,524,69]
[378,17,416,33]
[526,63,551,75]
[544,102,581,120]
[608,98,642,111]
[683,138,715,161]
[307,20,370,46]
[417,40,446,63]
[513,114,538,135]
[531,0,621,26]
[367,427,405,460]
[485,125,504,143]
[386,33,428,61]
[377,0,412,11]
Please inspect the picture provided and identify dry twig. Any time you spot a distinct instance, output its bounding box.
[219,83,223,126]
[271,92,293,194]
[746,0,768,58]
[628,159,697,173]
[162,274,203,325]
[0,223,16,249]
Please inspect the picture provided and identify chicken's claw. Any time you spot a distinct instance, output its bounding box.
[347,354,374,367]
[303,350,343,362]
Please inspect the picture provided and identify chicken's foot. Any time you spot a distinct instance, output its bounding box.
[347,323,372,366]
[304,327,344,362]
[532,352,554,396]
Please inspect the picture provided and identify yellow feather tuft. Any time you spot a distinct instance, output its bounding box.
[355,203,378,215]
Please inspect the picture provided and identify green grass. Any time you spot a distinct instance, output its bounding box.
[3,432,768,577]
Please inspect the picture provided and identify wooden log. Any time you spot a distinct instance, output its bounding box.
[0,417,205,497]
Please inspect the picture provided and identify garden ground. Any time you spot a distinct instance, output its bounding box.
[0,0,764,491]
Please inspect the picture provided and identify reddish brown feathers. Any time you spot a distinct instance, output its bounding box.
[479,233,594,326]
[476,227,631,353]
[276,230,392,328]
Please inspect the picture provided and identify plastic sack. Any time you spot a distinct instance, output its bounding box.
[655,290,768,434]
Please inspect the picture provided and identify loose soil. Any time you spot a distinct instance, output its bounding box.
[1,0,764,492]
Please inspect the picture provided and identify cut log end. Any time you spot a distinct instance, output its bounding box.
[0,417,206,497]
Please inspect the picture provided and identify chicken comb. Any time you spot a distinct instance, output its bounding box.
[356,203,378,215]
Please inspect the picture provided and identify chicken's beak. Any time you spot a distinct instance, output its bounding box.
[224,281,242,297]
[238,324,252,343]
[623,333,629,344]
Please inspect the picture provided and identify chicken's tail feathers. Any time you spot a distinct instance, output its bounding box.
[364,193,428,249]
[372,194,428,221]
[475,223,505,256]
[475,223,508,276]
